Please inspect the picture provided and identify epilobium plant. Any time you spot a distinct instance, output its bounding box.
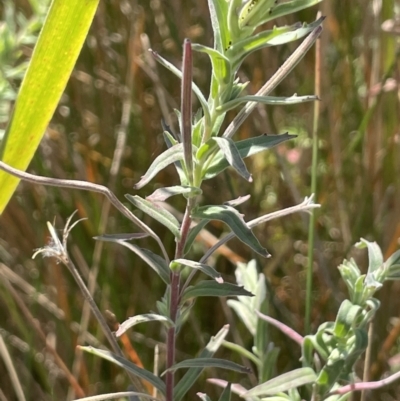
[209,242,400,401]
[0,0,331,400]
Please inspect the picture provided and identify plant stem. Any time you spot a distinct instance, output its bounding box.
[305,16,321,335]
[166,271,180,401]
[165,197,195,401]
[0,161,170,264]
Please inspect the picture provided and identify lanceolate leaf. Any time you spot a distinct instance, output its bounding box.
[116,241,170,285]
[94,233,150,242]
[181,39,194,184]
[239,0,324,31]
[164,358,251,375]
[244,367,317,397]
[191,204,269,257]
[212,137,252,181]
[182,281,254,302]
[230,18,324,68]
[80,347,166,395]
[170,259,223,283]
[146,186,202,202]
[73,392,158,401]
[356,238,384,274]
[134,144,184,189]
[174,325,230,401]
[207,0,230,53]
[0,0,100,213]
[125,195,181,239]
[203,133,295,180]
[116,314,173,337]
[217,94,318,113]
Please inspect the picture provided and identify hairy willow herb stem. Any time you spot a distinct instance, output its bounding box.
[165,39,195,401]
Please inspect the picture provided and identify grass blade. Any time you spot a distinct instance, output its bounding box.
[0,0,100,213]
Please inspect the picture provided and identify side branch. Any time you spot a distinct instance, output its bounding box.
[0,161,170,263]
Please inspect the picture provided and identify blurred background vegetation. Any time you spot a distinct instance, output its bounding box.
[0,0,399,400]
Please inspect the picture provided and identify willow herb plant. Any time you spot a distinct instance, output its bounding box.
[209,242,400,401]
[0,0,346,400]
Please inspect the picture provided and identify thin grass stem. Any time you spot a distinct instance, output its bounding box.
[305,12,322,335]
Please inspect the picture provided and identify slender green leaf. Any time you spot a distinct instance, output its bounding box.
[385,250,400,270]
[217,94,318,113]
[182,280,253,302]
[386,250,400,279]
[174,325,229,401]
[170,259,223,283]
[230,23,297,65]
[80,347,166,395]
[72,392,158,401]
[125,195,181,239]
[0,0,100,213]
[203,133,295,180]
[134,144,184,189]
[116,242,170,285]
[259,347,281,384]
[222,340,260,367]
[356,238,384,274]
[164,358,251,375]
[245,368,317,397]
[147,186,202,202]
[231,19,324,68]
[94,233,150,242]
[239,0,323,30]
[212,137,252,181]
[181,39,194,184]
[227,0,242,41]
[191,204,269,257]
[207,0,230,53]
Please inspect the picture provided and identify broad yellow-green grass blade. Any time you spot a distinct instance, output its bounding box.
[0,0,100,213]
